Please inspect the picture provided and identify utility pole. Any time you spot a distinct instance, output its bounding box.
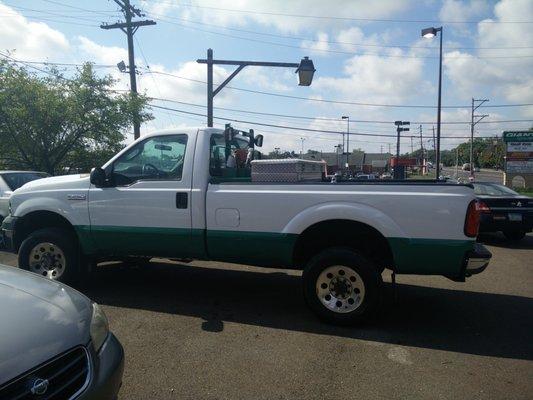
[388,143,391,154]
[380,145,383,154]
[419,125,424,175]
[455,147,459,178]
[410,136,414,154]
[300,137,306,159]
[470,98,489,178]
[432,126,436,164]
[101,0,156,140]
[335,144,341,168]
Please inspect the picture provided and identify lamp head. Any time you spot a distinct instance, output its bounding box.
[117,60,127,72]
[421,27,438,38]
[296,56,315,86]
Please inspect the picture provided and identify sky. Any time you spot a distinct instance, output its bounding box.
[1,0,532,155]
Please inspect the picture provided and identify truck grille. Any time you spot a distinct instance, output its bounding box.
[0,346,90,400]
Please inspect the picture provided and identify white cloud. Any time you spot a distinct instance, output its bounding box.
[444,0,533,113]
[76,37,129,66]
[335,27,384,53]
[301,32,330,53]
[313,50,429,106]
[0,3,69,60]
[439,0,490,23]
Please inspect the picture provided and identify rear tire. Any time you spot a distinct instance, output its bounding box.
[303,247,382,325]
[18,228,80,284]
[503,230,526,241]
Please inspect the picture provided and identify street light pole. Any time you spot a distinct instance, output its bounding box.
[198,49,315,127]
[422,26,443,179]
[469,98,489,178]
[300,137,306,158]
[342,116,350,169]
[394,121,410,179]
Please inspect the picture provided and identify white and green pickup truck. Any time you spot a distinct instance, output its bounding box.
[1,126,491,324]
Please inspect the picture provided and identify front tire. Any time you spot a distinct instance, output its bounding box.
[303,247,382,325]
[18,228,80,284]
[503,230,526,241]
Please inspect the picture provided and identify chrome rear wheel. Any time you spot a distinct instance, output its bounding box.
[316,265,365,313]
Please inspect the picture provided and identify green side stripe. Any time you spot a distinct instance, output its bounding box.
[74,225,472,275]
[206,230,298,267]
[388,237,472,275]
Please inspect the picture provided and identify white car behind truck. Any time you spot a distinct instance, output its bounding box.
[1,126,491,324]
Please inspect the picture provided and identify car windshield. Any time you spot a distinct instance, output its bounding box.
[474,183,519,196]
[1,172,49,191]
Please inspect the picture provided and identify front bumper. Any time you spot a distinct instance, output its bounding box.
[464,243,492,277]
[0,215,17,252]
[79,333,124,400]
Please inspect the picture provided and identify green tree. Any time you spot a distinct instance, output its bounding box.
[0,60,152,174]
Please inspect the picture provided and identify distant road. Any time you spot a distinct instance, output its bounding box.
[442,166,503,184]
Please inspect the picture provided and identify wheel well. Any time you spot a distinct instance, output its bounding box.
[14,211,78,251]
[293,220,394,271]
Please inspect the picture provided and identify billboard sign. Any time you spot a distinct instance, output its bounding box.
[507,142,533,152]
[506,160,533,174]
[503,131,533,142]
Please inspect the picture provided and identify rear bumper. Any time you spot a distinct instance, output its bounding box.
[464,243,492,277]
[479,213,533,233]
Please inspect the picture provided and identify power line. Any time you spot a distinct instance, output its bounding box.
[144,70,533,109]
[12,2,530,51]
[148,96,533,125]
[145,12,533,51]
[153,18,533,59]
[39,0,119,17]
[3,54,532,114]
[2,4,118,22]
[0,13,101,27]
[140,1,533,24]
[149,103,524,140]
[2,53,531,130]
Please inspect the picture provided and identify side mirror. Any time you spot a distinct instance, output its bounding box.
[90,167,106,187]
[254,134,264,148]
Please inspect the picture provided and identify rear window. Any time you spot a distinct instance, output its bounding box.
[1,172,49,191]
[474,183,518,196]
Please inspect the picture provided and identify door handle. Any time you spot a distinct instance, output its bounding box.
[176,192,188,209]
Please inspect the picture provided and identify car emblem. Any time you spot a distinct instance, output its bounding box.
[30,378,49,395]
[516,201,522,207]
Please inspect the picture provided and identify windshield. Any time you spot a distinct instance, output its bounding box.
[1,172,49,191]
[474,183,519,196]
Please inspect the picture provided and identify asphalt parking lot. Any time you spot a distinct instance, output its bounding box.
[1,234,532,399]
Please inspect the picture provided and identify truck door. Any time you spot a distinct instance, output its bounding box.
[88,134,193,257]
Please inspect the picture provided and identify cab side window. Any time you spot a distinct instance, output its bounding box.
[209,133,252,177]
[113,135,188,185]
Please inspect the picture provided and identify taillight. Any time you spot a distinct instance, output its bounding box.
[464,200,481,237]
[477,201,491,213]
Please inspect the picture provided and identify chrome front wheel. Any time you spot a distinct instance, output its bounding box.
[29,242,66,279]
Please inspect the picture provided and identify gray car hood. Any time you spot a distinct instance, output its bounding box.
[0,265,92,385]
